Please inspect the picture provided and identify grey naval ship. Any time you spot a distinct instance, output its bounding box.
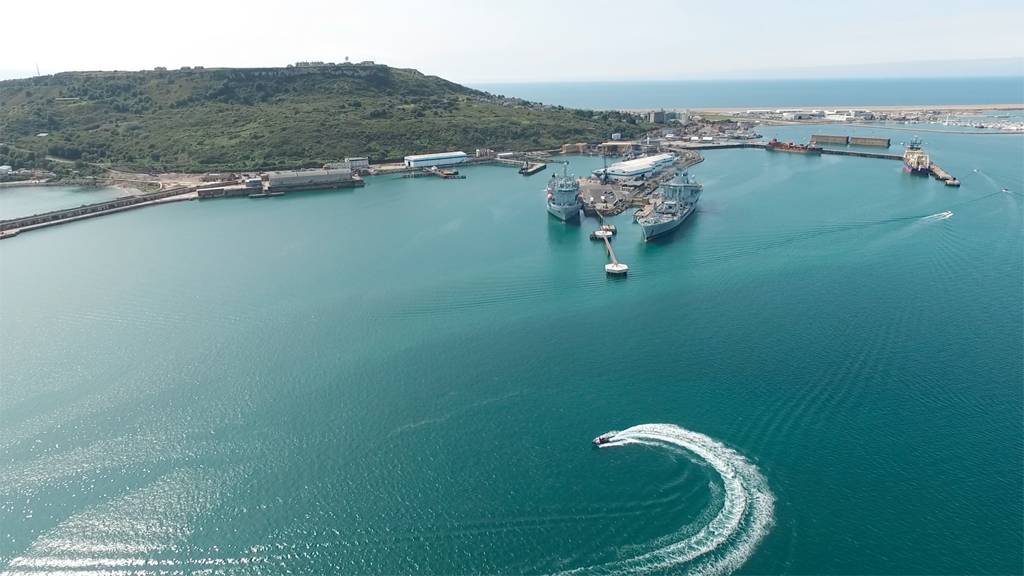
[637,171,702,241]
[546,165,582,221]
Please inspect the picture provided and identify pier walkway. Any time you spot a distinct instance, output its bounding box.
[601,235,627,276]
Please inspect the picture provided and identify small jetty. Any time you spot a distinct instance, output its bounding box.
[402,167,466,179]
[930,163,961,186]
[519,162,547,176]
[591,227,627,276]
[589,223,617,240]
[603,236,628,276]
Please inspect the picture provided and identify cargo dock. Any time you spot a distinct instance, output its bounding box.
[518,162,547,176]
[930,163,961,186]
[402,167,465,179]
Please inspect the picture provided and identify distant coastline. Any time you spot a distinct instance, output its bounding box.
[474,77,1024,111]
[680,103,1024,114]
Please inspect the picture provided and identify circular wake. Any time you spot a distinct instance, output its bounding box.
[567,424,774,576]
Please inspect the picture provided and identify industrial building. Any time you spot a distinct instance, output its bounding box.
[265,168,363,192]
[403,151,467,168]
[593,153,676,180]
[646,110,667,123]
[782,111,824,120]
[597,141,637,155]
[345,157,370,170]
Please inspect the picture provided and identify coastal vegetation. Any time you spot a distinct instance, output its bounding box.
[0,64,650,172]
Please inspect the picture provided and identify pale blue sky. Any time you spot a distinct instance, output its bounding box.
[1,0,1022,82]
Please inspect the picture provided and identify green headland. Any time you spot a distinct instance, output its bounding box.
[0,63,650,173]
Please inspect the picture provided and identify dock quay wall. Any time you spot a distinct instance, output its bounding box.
[812,134,850,145]
[0,178,106,189]
[197,185,251,199]
[849,137,891,148]
[819,149,901,160]
[265,178,364,192]
[0,187,191,232]
[809,135,891,148]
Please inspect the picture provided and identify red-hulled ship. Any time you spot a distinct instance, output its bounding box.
[766,139,823,154]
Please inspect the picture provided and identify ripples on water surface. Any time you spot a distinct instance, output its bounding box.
[1,126,1021,574]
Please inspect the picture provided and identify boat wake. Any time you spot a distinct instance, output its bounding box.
[564,424,774,575]
[921,210,954,221]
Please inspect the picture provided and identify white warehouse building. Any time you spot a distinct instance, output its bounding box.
[404,151,467,168]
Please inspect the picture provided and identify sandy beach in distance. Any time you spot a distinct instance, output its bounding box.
[665,103,1024,113]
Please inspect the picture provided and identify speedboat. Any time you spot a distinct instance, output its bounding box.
[592,432,616,446]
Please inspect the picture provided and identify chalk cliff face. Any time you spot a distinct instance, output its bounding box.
[0,65,649,172]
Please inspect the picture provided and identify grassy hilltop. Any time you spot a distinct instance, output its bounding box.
[0,64,649,173]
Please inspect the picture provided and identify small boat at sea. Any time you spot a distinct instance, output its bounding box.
[592,432,617,446]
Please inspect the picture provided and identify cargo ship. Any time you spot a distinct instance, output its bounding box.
[545,165,582,221]
[765,139,823,154]
[637,171,702,242]
[903,137,931,175]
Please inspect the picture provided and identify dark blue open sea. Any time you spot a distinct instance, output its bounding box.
[1,123,1022,572]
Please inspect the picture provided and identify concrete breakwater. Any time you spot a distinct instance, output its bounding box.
[0,179,105,189]
[0,186,194,238]
[819,149,901,160]
[810,135,891,147]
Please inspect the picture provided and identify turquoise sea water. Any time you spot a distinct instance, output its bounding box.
[473,77,1024,109]
[0,185,125,220]
[1,127,1022,574]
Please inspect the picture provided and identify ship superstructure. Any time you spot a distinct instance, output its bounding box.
[546,164,582,221]
[637,171,702,241]
[903,137,931,175]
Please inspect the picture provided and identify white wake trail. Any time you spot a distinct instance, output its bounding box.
[562,424,774,576]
